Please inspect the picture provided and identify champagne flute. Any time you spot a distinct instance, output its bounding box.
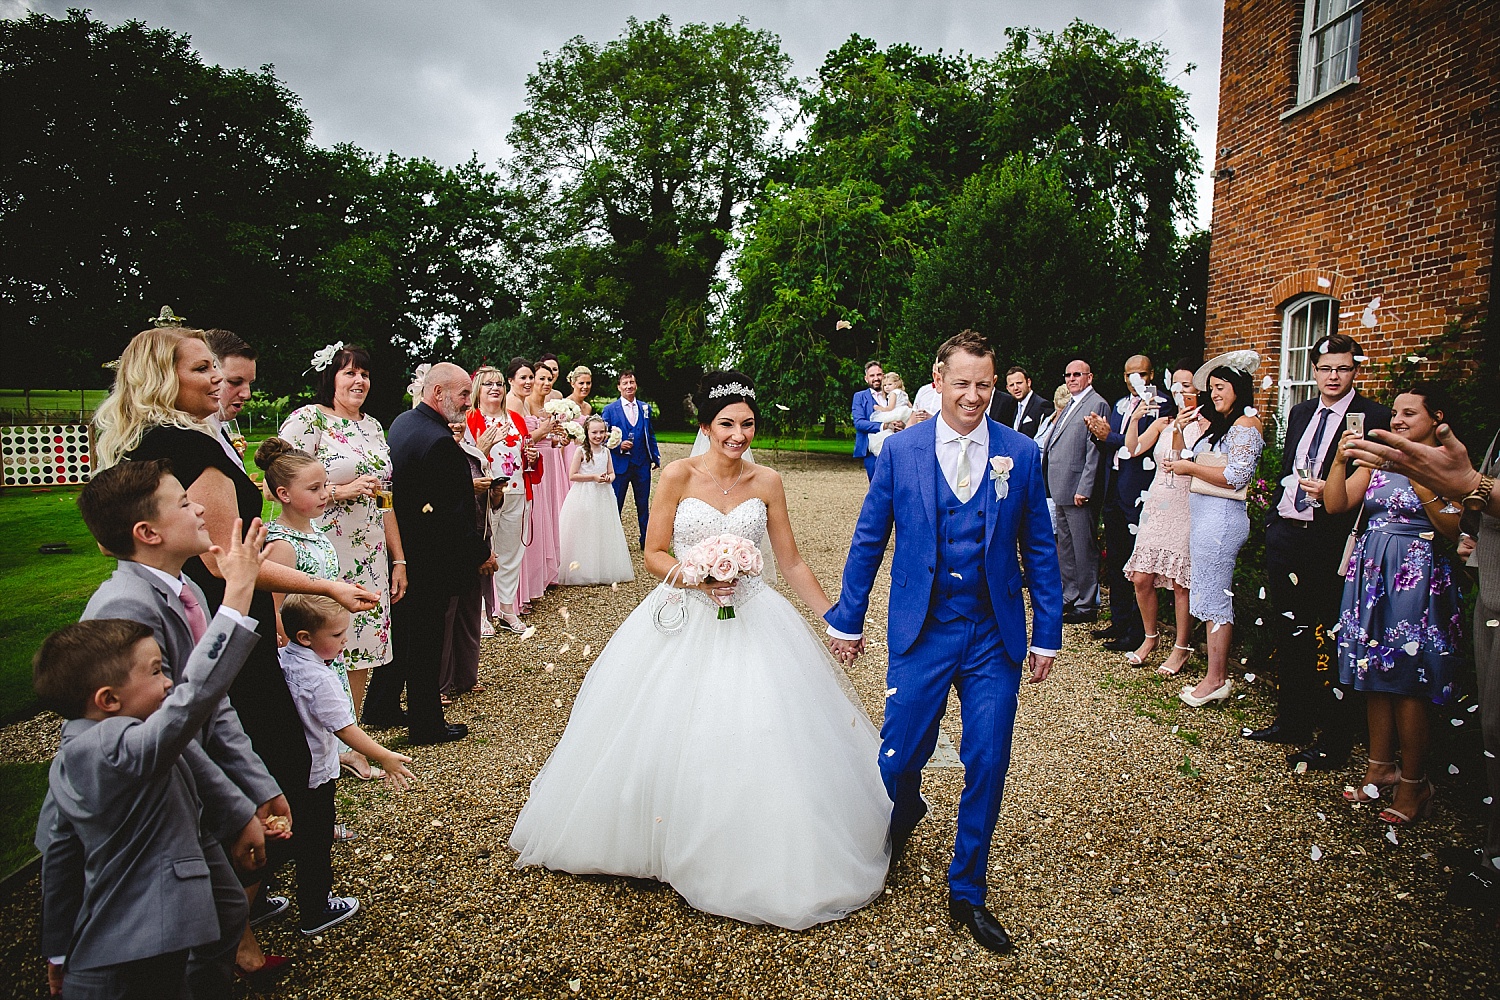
[1295,462,1321,508]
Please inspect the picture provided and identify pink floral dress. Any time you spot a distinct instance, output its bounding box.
[279,404,393,670]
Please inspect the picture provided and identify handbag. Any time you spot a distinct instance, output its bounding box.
[1338,503,1371,577]
[1188,451,1248,502]
[650,564,690,634]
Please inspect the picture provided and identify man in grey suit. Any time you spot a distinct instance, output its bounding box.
[1040,359,1112,623]
[34,519,267,1000]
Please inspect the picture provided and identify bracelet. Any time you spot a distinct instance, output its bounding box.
[329,484,337,500]
[392,559,408,565]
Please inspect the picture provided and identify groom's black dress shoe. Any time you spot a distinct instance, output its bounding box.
[1242,720,1311,745]
[1062,609,1097,625]
[1091,625,1119,641]
[1286,741,1349,771]
[409,722,469,745]
[948,897,1014,955]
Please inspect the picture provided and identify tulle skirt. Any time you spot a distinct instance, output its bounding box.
[556,482,634,585]
[510,585,891,929]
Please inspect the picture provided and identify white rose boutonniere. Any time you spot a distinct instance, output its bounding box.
[989,455,1014,500]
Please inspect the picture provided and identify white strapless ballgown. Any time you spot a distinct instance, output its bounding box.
[689,432,777,585]
[509,498,890,929]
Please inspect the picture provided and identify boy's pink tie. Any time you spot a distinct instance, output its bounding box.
[179,586,209,644]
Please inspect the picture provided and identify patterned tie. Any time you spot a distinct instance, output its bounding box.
[179,584,209,644]
[955,436,973,502]
[1294,408,1334,512]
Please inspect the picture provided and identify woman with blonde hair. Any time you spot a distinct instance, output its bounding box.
[466,364,530,632]
[564,365,594,417]
[98,326,379,978]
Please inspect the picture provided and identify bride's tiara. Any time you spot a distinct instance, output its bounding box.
[707,381,756,400]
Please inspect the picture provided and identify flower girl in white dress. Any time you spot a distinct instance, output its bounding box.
[511,372,890,930]
[557,416,634,585]
[866,371,911,456]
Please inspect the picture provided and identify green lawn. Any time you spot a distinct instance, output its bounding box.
[0,388,107,418]
[0,761,49,879]
[0,486,114,721]
[655,429,857,456]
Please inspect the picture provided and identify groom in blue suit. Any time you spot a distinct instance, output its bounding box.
[826,331,1063,954]
[602,369,661,546]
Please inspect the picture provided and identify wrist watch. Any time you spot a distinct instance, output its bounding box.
[1461,474,1494,512]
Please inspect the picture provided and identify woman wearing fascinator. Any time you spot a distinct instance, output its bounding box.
[511,371,890,929]
[279,344,407,757]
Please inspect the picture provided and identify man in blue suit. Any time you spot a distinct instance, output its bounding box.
[827,330,1063,955]
[851,360,890,481]
[602,370,660,546]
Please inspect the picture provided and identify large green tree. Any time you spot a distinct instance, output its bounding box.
[731,23,1203,431]
[0,11,520,420]
[0,10,322,387]
[506,15,800,422]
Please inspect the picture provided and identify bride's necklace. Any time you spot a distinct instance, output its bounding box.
[704,459,745,496]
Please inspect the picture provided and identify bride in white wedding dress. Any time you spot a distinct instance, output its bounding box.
[510,373,890,929]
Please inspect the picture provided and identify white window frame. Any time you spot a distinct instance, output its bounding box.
[1296,0,1364,106]
[1279,294,1339,422]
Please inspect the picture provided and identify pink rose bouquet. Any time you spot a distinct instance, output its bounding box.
[677,533,764,619]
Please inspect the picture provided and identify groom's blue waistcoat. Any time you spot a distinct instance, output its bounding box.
[932,476,992,624]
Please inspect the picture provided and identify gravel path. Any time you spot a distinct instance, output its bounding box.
[2,443,1494,998]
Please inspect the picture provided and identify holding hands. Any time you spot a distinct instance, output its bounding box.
[828,635,864,666]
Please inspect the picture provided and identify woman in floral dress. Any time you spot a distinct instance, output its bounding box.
[519,362,564,603]
[1324,384,1463,826]
[280,344,408,752]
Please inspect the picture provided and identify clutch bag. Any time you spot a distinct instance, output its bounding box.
[1188,451,1248,502]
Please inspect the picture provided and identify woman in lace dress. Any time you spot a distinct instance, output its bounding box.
[1166,358,1264,707]
[279,345,408,730]
[511,372,890,929]
[1323,384,1463,825]
[519,363,564,603]
[1121,367,1201,675]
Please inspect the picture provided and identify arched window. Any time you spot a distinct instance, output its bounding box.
[1280,294,1338,419]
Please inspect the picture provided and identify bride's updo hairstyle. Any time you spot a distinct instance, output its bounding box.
[695,371,760,427]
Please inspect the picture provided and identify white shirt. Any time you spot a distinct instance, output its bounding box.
[279,642,357,788]
[912,383,941,416]
[933,413,990,501]
[205,415,246,471]
[1011,391,1035,431]
[827,414,1058,657]
[1276,390,1355,522]
[622,398,639,426]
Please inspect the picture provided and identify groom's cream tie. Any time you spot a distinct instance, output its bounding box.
[955,436,973,502]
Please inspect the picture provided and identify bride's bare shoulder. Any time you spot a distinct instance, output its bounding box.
[659,458,695,487]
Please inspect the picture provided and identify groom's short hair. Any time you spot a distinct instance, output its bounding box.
[936,330,996,369]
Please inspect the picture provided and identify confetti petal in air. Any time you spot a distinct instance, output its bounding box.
[1385,827,1399,845]
[1142,458,1155,470]
[1407,355,1428,363]
[1402,640,1420,656]
[1451,717,1464,726]
[775,403,790,411]
[1449,764,1460,774]
[1244,673,1256,683]
[1259,587,1266,599]
[1288,573,1299,586]
[886,687,898,697]
[1418,531,1434,541]
[1363,783,1380,799]
[569,562,581,571]
[1211,621,1222,633]
[1261,375,1273,390]
[1223,588,1234,597]
[1333,688,1345,700]
[1255,618,1263,625]
[1127,524,1138,535]
[885,748,896,757]
[1283,611,1296,619]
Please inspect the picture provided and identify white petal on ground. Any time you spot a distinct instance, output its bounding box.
[1386,827,1399,845]
[582,645,591,658]
[520,625,537,641]
[1310,845,1323,861]
[553,698,563,708]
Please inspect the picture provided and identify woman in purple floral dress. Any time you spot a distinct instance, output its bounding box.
[1325,384,1462,826]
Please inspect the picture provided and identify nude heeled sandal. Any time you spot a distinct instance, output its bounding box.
[1124,633,1159,666]
[1156,644,1194,677]
[1342,759,1398,804]
[1378,776,1436,826]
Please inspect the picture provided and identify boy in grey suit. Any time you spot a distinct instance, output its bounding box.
[34,518,267,1000]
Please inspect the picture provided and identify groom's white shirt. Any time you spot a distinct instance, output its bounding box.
[828,412,1057,657]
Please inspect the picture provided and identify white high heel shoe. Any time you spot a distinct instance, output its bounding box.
[1124,633,1159,666]
[1179,679,1232,707]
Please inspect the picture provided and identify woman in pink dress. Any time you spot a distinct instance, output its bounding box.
[516,361,561,606]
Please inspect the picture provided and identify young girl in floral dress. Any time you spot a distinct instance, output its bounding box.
[255,437,376,841]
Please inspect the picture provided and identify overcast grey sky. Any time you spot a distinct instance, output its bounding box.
[7,0,1224,223]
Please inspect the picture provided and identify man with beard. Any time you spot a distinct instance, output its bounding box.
[365,363,496,744]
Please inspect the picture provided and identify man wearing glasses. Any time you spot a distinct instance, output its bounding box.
[1245,332,1390,771]
[1041,360,1112,623]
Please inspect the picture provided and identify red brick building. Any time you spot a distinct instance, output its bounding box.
[1204,0,1497,420]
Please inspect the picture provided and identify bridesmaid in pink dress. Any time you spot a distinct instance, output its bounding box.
[535,356,575,526]
[518,363,563,605]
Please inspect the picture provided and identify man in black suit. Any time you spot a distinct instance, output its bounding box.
[989,366,1047,438]
[1245,333,1390,769]
[1083,355,1175,651]
[365,362,497,744]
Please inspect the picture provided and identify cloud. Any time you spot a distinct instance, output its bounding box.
[15,0,1222,222]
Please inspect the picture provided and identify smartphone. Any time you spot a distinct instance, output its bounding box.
[1346,412,1366,438]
